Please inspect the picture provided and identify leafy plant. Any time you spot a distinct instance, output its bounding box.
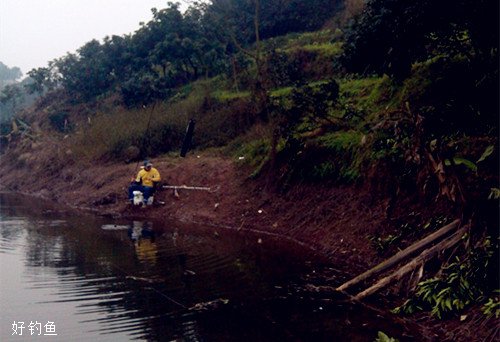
[443,145,495,174]
[369,234,401,254]
[488,188,500,200]
[421,216,451,230]
[481,292,500,318]
[477,145,495,163]
[370,216,451,254]
[375,331,399,342]
[391,299,423,315]
[445,157,477,173]
[393,237,495,319]
[312,130,364,182]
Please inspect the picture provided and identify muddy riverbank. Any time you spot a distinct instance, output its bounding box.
[0,153,398,276]
[1,150,478,340]
[1,192,425,341]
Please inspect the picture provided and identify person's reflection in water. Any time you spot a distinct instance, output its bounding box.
[128,221,158,265]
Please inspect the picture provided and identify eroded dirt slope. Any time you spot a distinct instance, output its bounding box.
[0,147,396,275]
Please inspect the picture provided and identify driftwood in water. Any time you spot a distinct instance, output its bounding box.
[354,227,467,300]
[336,219,461,292]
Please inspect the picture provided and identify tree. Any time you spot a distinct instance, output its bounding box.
[54,39,115,101]
[206,0,341,45]
[341,0,499,80]
[0,62,22,90]
[101,35,132,85]
[25,62,60,95]
[204,0,270,120]
[0,84,24,113]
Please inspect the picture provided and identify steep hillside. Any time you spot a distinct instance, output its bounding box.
[0,0,498,340]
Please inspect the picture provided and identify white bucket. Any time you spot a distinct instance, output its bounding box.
[133,191,144,205]
[147,196,154,206]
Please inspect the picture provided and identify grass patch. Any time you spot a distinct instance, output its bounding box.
[72,74,259,161]
[291,42,343,57]
[223,125,276,177]
[212,90,251,101]
[72,87,207,160]
[270,80,333,99]
[310,130,366,182]
[72,103,188,160]
[281,130,367,184]
[230,137,271,179]
[269,86,293,98]
[233,138,270,166]
[265,30,340,50]
[337,76,401,124]
[317,130,364,151]
[339,76,385,100]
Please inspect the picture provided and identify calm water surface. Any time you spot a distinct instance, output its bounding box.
[0,193,414,341]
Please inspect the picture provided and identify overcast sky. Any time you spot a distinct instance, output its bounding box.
[0,0,190,76]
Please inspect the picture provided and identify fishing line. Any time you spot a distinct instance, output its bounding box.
[108,260,188,310]
[133,102,157,174]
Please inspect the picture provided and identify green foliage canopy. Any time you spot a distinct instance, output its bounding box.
[341,0,499,79]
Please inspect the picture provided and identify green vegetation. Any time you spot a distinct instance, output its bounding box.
[213,90,251,101]
[232,137,271,178]
[0,62,22,86]
[2,0,495,196]
[375,331,399,342]
[370,216,452,255]
[393,237,496,319]
[2,0,498,327]
[300,42,342,55]
[482,292,500,318]
[313,130,364,182]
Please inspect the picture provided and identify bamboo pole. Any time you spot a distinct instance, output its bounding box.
[162,185,211,191]
[336,219,461,292]
[353,227,467,300]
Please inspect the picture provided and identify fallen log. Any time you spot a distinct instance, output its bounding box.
[336,219,461,292]
[353,227,467,300]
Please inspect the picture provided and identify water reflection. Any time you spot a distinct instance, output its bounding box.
[0,193,416,341]
[0,193,317,341]
[127,221,158,265]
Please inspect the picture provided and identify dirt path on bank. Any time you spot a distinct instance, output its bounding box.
[2,145,492,341]
[0,150,393,276]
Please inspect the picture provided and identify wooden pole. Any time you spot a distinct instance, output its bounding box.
[353,227,467,300]
[336,219,461,292]
[180,119,195,157]
[162,185,211,191]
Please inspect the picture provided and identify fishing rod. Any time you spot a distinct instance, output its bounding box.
[132,102,157,178]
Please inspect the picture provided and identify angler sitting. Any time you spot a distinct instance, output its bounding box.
[128,160,161,205]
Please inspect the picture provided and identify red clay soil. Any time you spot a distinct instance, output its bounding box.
[0,134,456,276]
[0,140,391,275]
[0,130,463,280]
[1,138,496,341]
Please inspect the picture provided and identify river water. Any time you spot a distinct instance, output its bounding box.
[0,192,415,341]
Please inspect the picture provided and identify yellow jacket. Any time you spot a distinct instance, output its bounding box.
[135,167,161,187]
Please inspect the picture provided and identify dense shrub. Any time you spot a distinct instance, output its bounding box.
[341,0,498,80]
[402,56,499,136]
[393,237,496,319]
